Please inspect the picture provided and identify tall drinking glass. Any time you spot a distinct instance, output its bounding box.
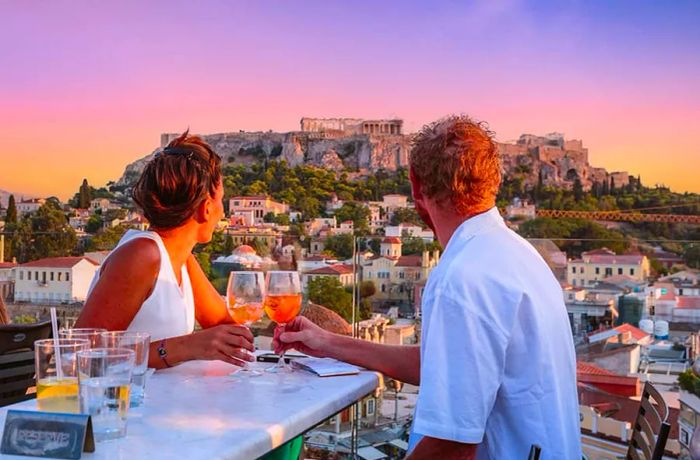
[100,332,151,406]
[34,338,89,413]
[59,328,107,348]
[227,271,265,377]
[77,348,135,441]
[264,271,302,373]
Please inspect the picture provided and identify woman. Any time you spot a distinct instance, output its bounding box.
[75,131,254,369]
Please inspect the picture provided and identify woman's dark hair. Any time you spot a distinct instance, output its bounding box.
[132,130,222,229]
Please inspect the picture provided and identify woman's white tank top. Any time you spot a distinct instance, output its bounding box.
[87,230,195,341]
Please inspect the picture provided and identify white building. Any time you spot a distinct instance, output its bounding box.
[384,224,434,242]
[14,257,100,304]
[302,264,355,291]
[228,196,289,225]
[17,198,46,215]
[505,198,536,220]
[567,248,650,287]
[0,262,16,301]
[90,198,120,214]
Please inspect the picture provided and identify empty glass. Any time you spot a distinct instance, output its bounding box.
[34,338,90,413]
[77,348,135,441]
[100,332,151,407]
[59,328,107,348]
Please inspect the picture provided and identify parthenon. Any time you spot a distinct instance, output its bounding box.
[300,117,403,135]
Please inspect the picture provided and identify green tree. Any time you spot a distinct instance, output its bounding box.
[85,215,103,234]
[573,178,584,202]
[194,252,212,278]
[251,237,270,257]
[224,235,235,255]
[324,233,354,259]
[263,212,276,223]
[13,202,78,262]
[103,208,127,222]
[359,298,372,320]
[390,208,423,226]
[401,236,426,255]
[360,280,376,298]
[307,277,353,322]
[85,225,127,251]
[78,179,92,209]
[274,213,290,225]
[685,244,700,269]
[5,195,17,224]
[335,202,371,234]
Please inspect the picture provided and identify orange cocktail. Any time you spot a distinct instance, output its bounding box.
[264,294,302,325]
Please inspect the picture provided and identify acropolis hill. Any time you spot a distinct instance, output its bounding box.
[115,118,628,191]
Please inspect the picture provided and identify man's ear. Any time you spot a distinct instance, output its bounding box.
[409,167,423,201]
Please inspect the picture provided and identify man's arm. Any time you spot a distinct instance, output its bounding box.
[406,437,476,460]
[274,316,420,385]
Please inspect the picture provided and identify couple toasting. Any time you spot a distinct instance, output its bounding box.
[76,115,581,459]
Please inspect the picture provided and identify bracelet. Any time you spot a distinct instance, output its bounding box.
[157,339,172,368]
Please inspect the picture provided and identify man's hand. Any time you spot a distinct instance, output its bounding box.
[273,316,331,357]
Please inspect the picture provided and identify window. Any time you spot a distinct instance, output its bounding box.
[595,267,600,275]
[19,271,24,281]
[399,272,405,279]
[618,268,623,275]
[630,268,635,276]
[381,284,386,293]
[679,288,684,295]
[572,279,577,286]
[35,271,39,280]
[605,267,613,276]
[58,273,62,281]
[366,399,376,416]
[65,272,70,282]
[580,267,585,274]
[572,267,577,274]
[680,403,696,428]
[50,272,54,281]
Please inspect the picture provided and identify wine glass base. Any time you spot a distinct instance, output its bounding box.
[265,362,293,374]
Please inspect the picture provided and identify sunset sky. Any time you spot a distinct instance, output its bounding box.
[1,0,698,200]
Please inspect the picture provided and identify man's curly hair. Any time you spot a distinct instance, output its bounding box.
[410,115,501,215]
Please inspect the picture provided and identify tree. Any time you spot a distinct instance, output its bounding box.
[12,202,77,262]
[5,195,17,224]
[307,277,353,322]
[390,208,423,227]
[360,280,376,298]
[79,179,92,209]
[359,298,372,320]
[609,176,616,195]
[224,235,235,255]
[263,212,276,223]
[324,233,354,259]
[251,237,270,257]
[573,178,584,202]
[85,226,127,251]
[334,202,370,234]
[85,215,103,234]
[401,236,426,255]
[685,244,700,269]
[194,252,212,278]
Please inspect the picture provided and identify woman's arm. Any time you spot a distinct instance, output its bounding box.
[187,254,233,328]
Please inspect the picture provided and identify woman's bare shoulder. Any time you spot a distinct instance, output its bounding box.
[101,237,161,278]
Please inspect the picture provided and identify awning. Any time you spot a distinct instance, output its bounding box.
[389,439,409,451]
[357,445,388,460]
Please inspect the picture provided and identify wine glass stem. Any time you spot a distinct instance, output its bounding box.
[278,323,287,369]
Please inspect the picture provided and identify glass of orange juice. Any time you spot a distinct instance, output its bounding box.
[264,271,302,373]
[34,338,90,413]
[226,271,266,377]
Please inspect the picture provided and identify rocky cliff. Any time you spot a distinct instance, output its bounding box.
[115,131,412,188]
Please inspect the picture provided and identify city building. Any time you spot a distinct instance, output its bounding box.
[13,257,100,303]
[0,261,16,302]
[567,248,650,287]
[679,390,700,459]
[17,198,45,215]
[228,196,289,225]
[302,264,355,291]
[384,224,434,242]
[362,238,439,305]
[505,198,537,220]
[300,117,403,136]
[90,198,120,214]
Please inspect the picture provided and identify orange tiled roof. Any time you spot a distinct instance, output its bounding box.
[677,296,700,309]
[382,237,402,244]
[614,324,650,341]
[306,264,354,275]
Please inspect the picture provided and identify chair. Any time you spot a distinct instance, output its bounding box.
[0,321,52,407]
[527,444,541,460]
[626,381,671,460]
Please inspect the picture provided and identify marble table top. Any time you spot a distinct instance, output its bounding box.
[0,358,380,460]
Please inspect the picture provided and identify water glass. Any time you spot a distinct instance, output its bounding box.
[34,338,90,413]
[100,331,151,406]
[77,348,135,441]
[59,328,107,348]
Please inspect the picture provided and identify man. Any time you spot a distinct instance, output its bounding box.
[275,115,581,459]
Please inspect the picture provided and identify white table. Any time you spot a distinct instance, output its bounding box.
[0,359,379,460]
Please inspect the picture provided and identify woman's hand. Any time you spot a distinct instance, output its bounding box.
[185,324,255,366]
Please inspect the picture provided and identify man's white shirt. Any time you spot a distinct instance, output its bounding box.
[408,208,582,459]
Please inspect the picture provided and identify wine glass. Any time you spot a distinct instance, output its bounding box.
[264,271,302,373]
[227,271,266,377]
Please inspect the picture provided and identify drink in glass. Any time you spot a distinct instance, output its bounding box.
[227,271,265,376]
[34,338,89,413]
[264,271,302,373]
[77,348,135,441]
[100,331,151,407]
[59,328,107,348]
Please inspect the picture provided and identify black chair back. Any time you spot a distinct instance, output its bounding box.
[0,321,52,407]
[626,381,671,460]
[527,444,541,460]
